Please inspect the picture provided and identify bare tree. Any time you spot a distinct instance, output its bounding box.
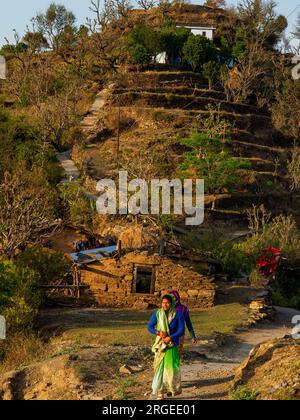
[221,1,288,105]
[86,0,130,73]
[3,29,56,106]
[35,85,81,150]
[272,79,300,140]
[33,3,76,51]
[287,148,300,192]
[246,204,271,232]
[157,0,172,17]
[222,42,275,104]
[0,168,57,258]
[88,0,132,29]
[292,13,300,39]
[137,0,157,10]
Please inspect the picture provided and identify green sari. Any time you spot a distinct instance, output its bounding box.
[151,295,182,397]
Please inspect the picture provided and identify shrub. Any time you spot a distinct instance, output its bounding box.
[179,132,250,193]
[0,260,41,332]
[17,247,71,284]
[126,25,161,65]
[129,44,152,65]
[181,231,254,278]
[241,215,300,259]
[271,261,300,310]
[0,332,47,372]
[59,181,96,228]
[159,25,190,63]
[249,269,266,287]
[183,34,217,71]
[203,61,221,90]
[229,386,260,400]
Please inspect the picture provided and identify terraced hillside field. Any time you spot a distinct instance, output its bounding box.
[72,70,297,229]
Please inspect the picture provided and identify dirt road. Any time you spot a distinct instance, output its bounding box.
[176,306,300,400]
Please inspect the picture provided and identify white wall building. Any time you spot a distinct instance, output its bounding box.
[176,25,216,41]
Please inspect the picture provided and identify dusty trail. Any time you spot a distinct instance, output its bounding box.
[177,306,300,400]
[56,86,111,184]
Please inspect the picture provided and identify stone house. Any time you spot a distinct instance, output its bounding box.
[80,250,215,309]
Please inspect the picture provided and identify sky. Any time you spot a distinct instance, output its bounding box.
[0,0,299,45]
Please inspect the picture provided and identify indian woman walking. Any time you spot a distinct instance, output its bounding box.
[169,290,197,358]
[148,294,185,400]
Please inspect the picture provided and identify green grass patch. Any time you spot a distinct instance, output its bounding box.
[50,303,248,348]
[229,386,260,400]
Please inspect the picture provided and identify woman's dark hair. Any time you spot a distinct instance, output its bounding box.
[161,294,173,304]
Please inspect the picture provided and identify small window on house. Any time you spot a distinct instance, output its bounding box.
[134,266,155,294]
[202,31,206,37]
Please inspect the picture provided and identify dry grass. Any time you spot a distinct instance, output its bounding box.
[0,333,48,373]
[46,303,249,350]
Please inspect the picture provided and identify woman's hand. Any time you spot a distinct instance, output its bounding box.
[157,331,167,339]
[192,339,198,346]
[163,336,171,344]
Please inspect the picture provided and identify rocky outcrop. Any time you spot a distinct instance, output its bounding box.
[0,345,151,400]
[0,355,81,400]
[247,290,276,326]
[232,337,300,400]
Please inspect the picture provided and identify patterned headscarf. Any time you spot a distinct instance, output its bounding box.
[169,290,188,318]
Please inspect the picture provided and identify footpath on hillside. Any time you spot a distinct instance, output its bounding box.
[136,306,300,400]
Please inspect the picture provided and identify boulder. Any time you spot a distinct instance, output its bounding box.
[232,337,300,400]
[119,365,133,374]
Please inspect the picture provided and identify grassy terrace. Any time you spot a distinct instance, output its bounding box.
[0,303,248,374]
[42,303,249,349]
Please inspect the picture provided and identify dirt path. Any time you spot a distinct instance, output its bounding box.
[56,86,112,184]
[175,306,300,400]
[133,306,300,400]
[56,150,80,182]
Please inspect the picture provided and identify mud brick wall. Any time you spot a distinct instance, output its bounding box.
[80,251,215,309]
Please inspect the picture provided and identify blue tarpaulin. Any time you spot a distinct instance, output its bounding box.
[70,245,117,264]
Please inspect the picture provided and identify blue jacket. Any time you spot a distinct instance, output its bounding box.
[148,311,185,346]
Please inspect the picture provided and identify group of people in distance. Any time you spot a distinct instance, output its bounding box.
[72,236,116,253]
[148,290,197,400]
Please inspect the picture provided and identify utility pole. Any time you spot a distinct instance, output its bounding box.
[116,98,121,170]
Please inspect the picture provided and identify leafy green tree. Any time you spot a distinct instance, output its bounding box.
[237,0,287,50]
[183,34,217,71]
[17,247,71,285]
[179,132,250,193]
[126,25,161,64]
[159,23,190,63]
[231,28,248,59]
[33,3,77,51]
[0,44,15,54]
[0,43,28,54]
[129,44,152,65]
[203,61,220,90]
[0,260,41,332]
[0,111,60,184]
